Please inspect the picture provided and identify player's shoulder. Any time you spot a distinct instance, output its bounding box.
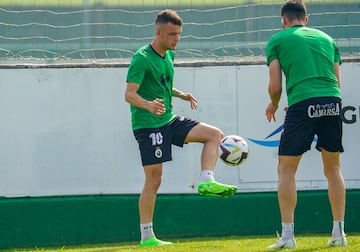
[314,28,333,40]
[130,45,154,66]
[300,26,333,39]
[266,31,282,48]
[133,45,152,58]
[268,27,290,42]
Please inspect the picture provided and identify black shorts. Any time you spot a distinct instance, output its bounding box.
[133,116,199,166]
[279,97,344,156]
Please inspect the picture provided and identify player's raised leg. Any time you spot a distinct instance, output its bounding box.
[139,163,172,247]
[322,149,347,247]
[184,122,237,197]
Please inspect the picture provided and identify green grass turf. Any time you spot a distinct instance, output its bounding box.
[7,233,360,252]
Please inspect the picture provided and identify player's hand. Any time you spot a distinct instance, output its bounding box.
[148,98,166,115]
[266,102,278,122]
[181,93,198,110]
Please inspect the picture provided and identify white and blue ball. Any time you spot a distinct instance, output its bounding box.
[218,135,249,166]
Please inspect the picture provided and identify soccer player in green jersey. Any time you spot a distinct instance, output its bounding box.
[265,0,346,249]
[125,9,237,247]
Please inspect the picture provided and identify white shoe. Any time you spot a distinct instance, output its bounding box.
[328,236,347,247]
[268,237,296,249]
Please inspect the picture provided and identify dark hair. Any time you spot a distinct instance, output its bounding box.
[155,9,183,26]
[281,0,306,21]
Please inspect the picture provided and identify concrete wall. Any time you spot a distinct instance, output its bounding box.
[0,62,359,197]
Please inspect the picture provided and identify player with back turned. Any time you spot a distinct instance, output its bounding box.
[125,9,237,247]
[265,0,347,249]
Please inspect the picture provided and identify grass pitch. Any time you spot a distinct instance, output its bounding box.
[8,233,360,252]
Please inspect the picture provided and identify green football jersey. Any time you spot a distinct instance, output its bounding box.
[126,45,177,130]
[266,26,341,107]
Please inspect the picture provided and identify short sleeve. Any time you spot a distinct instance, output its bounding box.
[333,41,342,65]
[126,53,147,85]
[266,36,278,66]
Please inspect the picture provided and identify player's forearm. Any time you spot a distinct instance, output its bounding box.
[172,87,185,99]
[268,86,282,106]
[125,90,151,110]
[268,60,282,106]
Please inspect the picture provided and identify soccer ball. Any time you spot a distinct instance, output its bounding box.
[218,135,249,166]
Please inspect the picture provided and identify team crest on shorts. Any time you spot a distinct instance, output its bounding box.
[155,147,162,158]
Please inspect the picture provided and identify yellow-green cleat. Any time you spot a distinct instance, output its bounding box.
[198,179,237,198]
[140,236,173,247]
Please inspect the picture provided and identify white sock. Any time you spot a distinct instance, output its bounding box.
[332,220,345,239]
[200,169,214,182]
[140,222,155,241]
[281,222,294,240]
